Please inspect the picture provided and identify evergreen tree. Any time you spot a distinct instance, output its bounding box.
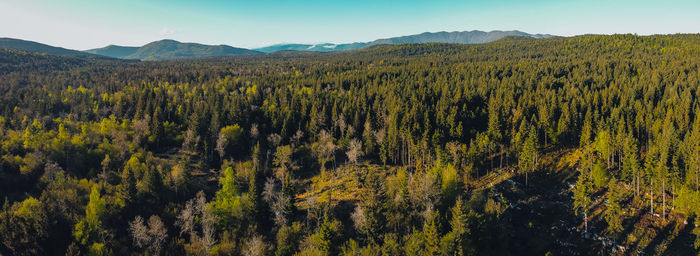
[604,179,623,240]
[573,168,593,233]
[423,211,440,256]
[519,125,538,187]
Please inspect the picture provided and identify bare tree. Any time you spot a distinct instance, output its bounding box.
[262,177,278,204]
[176,199,196,236]
[133,114,151,145]
[351,205,367,233]
[273,145,297,180]
[147,215,168,255]
[249,123,259,140]
[242,235,269,256]
[215,132,228,159]
[346,125,355,138]
[200,210,217,256]
[182,128,200,152]
[408,171,440,212]
[262,177,290,227]
[290,130,304,147]
[175,191,215,256]
[304,194,323,228]
[267,133,282,147]
[111,130,130,158]
[312,130,337,171]
[129,216,150,249]
[129,215,169,255]
[346,139,364,165]
[374,129,386,145]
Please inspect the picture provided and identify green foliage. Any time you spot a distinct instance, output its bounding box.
[594,130,611,166]
[4,34,700,254]
[674,186,699,216]
[310,214,342,255]
[604,179,624,238]
[73,184,107,253]
[276,222,303,256]
[429,163,460,203]
[209,166,244,230]
[0,197,48,255]
[573,168,593,227]
[422,211,440,256]
[622,135,640,183]
[519,125,538,185]
[591,160,609,188]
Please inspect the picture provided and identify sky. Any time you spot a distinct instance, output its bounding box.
[1,0,699,50]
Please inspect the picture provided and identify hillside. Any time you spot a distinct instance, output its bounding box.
[0,38,102,58]
[84,45,139,59]
[254,30,553,53]
[119,39,261,60]
[368,30,552,45]
[2,34,700,255]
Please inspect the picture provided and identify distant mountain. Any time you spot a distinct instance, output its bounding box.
[255,42,371,53]
[255,30,554,53]
[84,45,139,59]
[369,30,552,45]
[90,40,260,60]
[2,30,555,60]
[0,38,101,58]
[85,40,261,60]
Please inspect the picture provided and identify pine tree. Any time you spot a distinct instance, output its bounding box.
[519,125,538,187]
[449,197,469,256]
[604,179,623,240]
[580,109,594,171]
[622,134,640,196]
[573,168,593,233]
[423,211,440,256]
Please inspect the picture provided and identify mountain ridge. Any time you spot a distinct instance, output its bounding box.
[254,30,555,53]
[0,38,105,58]
[0,30,556,60]
[84,45,140,59]
[86,39,261,60]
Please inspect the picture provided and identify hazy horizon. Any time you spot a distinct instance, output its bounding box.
[2,0,699,50]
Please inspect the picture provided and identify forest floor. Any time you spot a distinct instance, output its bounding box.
[497,148,700,256]
[296,149,700,255]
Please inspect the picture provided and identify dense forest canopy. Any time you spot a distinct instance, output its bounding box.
[2,34,700,255]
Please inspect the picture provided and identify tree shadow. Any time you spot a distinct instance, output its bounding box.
[660,219,700,256]
[640,220,675,255]
[484,168,602,256]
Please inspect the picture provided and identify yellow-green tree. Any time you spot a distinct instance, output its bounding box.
[209,166,243,230]
[73,184,108,255]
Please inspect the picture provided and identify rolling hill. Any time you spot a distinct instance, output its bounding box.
[0,38,102,58]
[84,45,139,59]
[86,40,261,60]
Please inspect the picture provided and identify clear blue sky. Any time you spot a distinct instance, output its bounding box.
[1,0,699,50]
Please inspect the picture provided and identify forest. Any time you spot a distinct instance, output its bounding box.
[1,34,700,255]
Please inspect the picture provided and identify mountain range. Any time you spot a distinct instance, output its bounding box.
[0,30,554,60]
[253,30,553,53]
